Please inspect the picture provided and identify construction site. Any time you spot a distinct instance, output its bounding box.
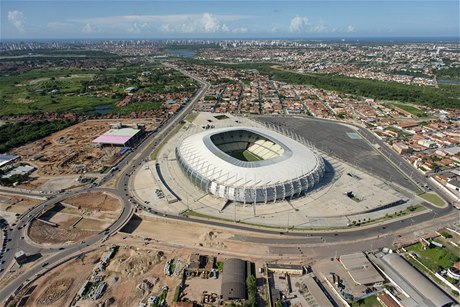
[10,119,159,190]
[0,193,42,225]
[27,192,121,245]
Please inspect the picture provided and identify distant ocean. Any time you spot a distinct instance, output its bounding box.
[1,37,458,43]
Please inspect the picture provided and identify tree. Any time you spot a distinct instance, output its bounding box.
[441,231,452,239]
[246,275,257,307]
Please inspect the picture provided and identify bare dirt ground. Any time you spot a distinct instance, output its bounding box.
[125,214,271,259]
[0,193,41,214]
[64,191,121,212]
[77,246,183,307]
[22,251,100,307]
[28,219,96,244]
[11,119,158,177]
[183,275,221,304]
[27,192,121,245]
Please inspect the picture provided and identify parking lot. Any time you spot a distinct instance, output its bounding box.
[257,116,416,191]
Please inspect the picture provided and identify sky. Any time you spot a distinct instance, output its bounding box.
[1,1,459,40]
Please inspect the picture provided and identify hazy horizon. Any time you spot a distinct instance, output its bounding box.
[2,1,459,40]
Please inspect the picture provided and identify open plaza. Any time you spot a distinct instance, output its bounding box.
[131,112,424,229]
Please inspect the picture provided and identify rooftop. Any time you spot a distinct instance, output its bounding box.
[340,252,384,285]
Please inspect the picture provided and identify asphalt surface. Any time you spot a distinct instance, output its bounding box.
[0,66,457,303]
[0,64,210,303]
[255,116,418,191]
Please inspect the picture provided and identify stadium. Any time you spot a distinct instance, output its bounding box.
[175,126,325,204]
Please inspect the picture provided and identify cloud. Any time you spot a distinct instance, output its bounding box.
[148,13,231,33]
[82,23,101,33]
[8,10,25,33]
[346,25,355,33]
[232,27,248,34]
[289,16,309,32]
[289,15,354,34]
[69,13,248,34]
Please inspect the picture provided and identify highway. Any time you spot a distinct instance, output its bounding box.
[0,64,457,303]
[0,63,210,303]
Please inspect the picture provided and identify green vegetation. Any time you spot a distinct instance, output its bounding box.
[186,59,460,109]
[246,274,257,307]
[352,295,380,307]
[275,300,283,307]
[392,103,427,117]
[441,231,453,239]
[0,49,119,60]
[172,285,181,302]
[348,204,425,227]
[419,192,445,207]
[0,64,197,116]
[229,150,263,162]
[149,123,184,160]
[214,114,230,120]
[154,287,169,307]
[185,112,199,123]
[0,120,76,153]
[214,260,224,271]
[0,172,31,187]
[434,66,460,81]
[406,242,460,272]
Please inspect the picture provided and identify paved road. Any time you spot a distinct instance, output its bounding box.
[1,65,457,303]
[255,115,455,207]
[0,63,210,303]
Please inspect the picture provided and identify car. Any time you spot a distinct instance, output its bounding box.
[41,262,49,267]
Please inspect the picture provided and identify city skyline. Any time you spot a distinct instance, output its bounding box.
[2,0,459,40]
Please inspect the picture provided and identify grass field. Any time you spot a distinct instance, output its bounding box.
[419,192,445,207]
[185,112,199,123]
[0,64,197,116]
[406,242,459,272]
[352,295,379,307]
[149,123,185,160]
[229,150,263,162]
[392,103,427,117]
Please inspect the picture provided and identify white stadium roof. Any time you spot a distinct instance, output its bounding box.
[178,126,320,187]
[176,126,325,203]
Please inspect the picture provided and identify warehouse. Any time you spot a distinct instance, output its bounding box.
[370,252,454,307]
[0,154,19,168]
[93,124,144,147]
[340,252,384,285]
[221,258,248,301]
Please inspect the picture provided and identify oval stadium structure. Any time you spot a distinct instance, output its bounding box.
[175,126,325,204]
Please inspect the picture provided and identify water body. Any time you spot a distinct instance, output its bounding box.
[438,79,460,85]
[165,49,196,58]
[94,103,114,114]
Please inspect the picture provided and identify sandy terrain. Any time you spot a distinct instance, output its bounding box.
[28,219,96,244]
[128,214,270,259]
[0,193,41,214]
[64,191,121,212]
[27,192,121,245]
[22,251,100,307]
[11,119,158,177]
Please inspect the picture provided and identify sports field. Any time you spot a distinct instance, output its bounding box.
[229,150,263,162]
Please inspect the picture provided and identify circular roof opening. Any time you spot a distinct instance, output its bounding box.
[210,129,284,162]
